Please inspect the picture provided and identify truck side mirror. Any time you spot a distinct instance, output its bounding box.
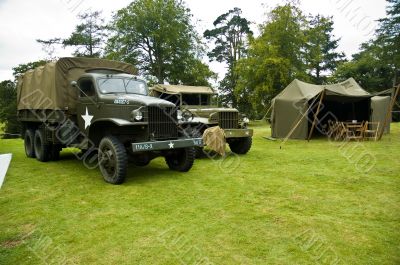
[70,81,78,88]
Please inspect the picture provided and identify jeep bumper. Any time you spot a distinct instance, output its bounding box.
[131,138,203,153]
[224,129,253,138]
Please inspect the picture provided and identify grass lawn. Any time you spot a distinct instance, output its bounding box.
[0,122,399,264]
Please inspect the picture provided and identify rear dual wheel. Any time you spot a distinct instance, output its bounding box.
[24,128,61,161]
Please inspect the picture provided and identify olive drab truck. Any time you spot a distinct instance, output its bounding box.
[17,58,203,184]
[150,85,253,155]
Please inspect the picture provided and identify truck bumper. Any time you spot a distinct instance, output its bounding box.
[224,129,253,138]
[131,138,203,153]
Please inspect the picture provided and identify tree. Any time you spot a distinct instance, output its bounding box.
[106,0,214,85]
[377,0,400,85]
[304,15,345,84]
[204,7,252,108]
[332,0,399,90]
[235,3,308,117]
[332,41,393,91]
[37,10,107,58]
[0,80,19,137]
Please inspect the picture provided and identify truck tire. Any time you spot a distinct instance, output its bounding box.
[34,129,51,162]
[228,137,252,154]
[24,129,36,158]
[98,136,127,184]
[165,147,195,172]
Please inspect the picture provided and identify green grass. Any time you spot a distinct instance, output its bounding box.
[1,123,399,264]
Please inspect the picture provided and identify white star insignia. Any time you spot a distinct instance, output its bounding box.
[81,107,93,129]
[168,142,174,149]
[245,131,249,135]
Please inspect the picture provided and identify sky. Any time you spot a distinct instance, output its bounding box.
[0,0,387,81]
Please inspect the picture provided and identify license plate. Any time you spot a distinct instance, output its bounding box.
[134,143,154,151]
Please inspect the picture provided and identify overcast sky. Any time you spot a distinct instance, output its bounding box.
[0,0,387,81]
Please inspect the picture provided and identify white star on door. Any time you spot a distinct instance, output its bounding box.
[81,107,93,129]
[168,142,174,149]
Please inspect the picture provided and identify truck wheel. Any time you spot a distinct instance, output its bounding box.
[98,136,127,184]
[165,147,195,172]
[34,129,51,162]
[24,129,36,158]
[228,137,252,154]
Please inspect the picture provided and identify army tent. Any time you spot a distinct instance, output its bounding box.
[271,78,391,139]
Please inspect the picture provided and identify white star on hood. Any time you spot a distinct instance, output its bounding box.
[81,107,93,129]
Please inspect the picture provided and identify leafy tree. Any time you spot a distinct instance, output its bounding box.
[235,3,308,117]
[332,41,393,91]
[0,80,19,137]
[377,0,400,85]
[304,15,345,84]
[204,7,252,109]
[37,11,107,58]
[106,0,214,85]
[332,0,399,90]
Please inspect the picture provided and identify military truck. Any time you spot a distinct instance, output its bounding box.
[150,85,253,154]
[17,58,203,184]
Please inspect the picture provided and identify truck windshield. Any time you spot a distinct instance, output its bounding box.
[97,78,148,95]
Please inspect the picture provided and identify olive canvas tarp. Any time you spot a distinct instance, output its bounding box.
[271,78,391,139]
[17,57,136,114]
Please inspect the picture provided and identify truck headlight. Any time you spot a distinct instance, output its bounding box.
[177,110,183,120]
[177,110,193,122]
[243,117,250,124]
[132,109,143,121]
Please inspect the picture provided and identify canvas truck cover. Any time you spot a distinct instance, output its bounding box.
[17,57,136,113]
[152,84,215,95]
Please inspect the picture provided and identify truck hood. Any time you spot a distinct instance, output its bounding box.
[102,94,175,108]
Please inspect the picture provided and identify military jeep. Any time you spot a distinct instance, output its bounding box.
[150,84,253,154]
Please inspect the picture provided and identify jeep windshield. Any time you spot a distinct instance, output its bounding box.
[97,78,148,95]
[182,94,211,106]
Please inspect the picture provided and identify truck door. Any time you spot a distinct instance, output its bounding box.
[76,78,97,133]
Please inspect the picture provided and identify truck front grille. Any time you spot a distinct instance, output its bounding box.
[148,106,178,140]
[218,112,239,129]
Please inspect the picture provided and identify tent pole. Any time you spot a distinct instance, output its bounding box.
[378,84,400,140]
[307,91,325,141]
[281,95,320,145]
[262,103,273,121]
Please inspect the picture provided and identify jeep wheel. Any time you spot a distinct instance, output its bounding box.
[34,129,51,162]
[98,136,127,184]
[165,147,195,172]
[24,129,36,158]
[228,137,252,154]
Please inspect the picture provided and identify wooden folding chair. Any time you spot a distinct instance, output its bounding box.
[363,121,380,141]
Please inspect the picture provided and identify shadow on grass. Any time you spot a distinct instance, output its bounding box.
[54,150,183,185]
